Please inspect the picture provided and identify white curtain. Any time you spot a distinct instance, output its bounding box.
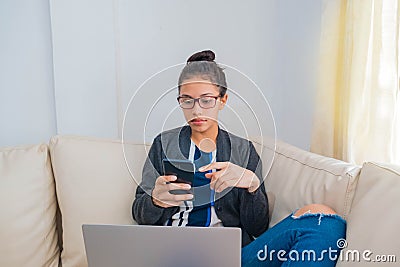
[311,0,400,165]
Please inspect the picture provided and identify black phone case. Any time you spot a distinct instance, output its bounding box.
[162,159,195,195]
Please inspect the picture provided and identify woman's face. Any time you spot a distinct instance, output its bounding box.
[179,78,228,135]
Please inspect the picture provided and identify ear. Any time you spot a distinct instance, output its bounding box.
[218,94,228,110]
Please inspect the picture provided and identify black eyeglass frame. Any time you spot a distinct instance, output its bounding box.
[176,95,221,109]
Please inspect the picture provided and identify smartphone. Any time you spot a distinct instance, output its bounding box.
[162,158,195,195]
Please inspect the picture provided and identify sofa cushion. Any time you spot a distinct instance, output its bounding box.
[252,140,361,227]
[49,135,149,267]
[0,144,60,267]
[337,162,400,266]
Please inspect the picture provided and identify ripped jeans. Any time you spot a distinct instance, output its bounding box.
[241,212,346,267]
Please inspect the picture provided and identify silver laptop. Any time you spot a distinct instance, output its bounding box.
[82,224,242,267]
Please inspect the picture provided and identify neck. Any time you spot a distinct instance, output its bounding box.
[190,124,219,145]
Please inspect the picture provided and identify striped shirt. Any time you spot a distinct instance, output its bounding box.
[166,140,222,227]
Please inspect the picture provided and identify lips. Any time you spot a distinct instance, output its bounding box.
[191,118,207,123]
[190,118,207,125]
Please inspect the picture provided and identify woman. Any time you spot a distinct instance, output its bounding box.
[132,50,346,266]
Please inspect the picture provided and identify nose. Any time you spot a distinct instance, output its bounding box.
[192,100,202,115]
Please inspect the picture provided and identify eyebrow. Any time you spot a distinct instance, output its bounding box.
[180,93,216,97]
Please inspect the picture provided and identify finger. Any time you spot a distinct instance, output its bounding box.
[209,168,228,179]
[206,173,220,189]
[156,175,177,185]
[155,190,192,204]
[205,172,213,179]
[205,168,230,183]
[213,175,238,192]
[199,162,228,172]
[152,191,175,207]
[212,177,224,192]
[167,182,191,191]
[209,177,215,190]
[215,180,231,193]
[169,193,194,202]
[209,175,220,190]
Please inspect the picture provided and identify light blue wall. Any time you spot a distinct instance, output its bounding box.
[49,0,120,139]
[269,0,322,150]
[0,0,322,151]
[0,0,57,147]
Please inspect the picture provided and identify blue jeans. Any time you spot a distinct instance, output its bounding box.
[242,212,346,267]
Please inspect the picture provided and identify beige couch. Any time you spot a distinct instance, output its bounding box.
[0,135,399,267]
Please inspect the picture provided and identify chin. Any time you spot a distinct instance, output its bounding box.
[189,125,207,132]
[188,123,211,133]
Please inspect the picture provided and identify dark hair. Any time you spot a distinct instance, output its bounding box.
[178,50,227,96]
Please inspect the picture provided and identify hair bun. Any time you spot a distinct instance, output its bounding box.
[187,50,215,63]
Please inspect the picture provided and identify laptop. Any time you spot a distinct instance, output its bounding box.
[82,224,242,267]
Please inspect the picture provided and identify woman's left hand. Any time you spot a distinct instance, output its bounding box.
[199,162,260,193]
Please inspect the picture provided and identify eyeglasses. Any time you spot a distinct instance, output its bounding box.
[177,95,221,109]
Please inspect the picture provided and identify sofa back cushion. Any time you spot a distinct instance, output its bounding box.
[0,144,60,267]
[336,162,400,267]
[251,139,361,227]
[49,135,149,267]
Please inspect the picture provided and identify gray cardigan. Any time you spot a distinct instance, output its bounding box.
[132,126,269,247]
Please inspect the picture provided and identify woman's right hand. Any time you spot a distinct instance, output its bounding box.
[151,175,193,208]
